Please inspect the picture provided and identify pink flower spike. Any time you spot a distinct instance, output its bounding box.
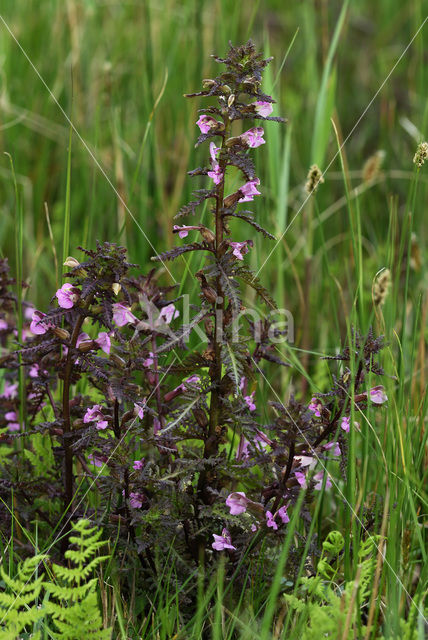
[112,303,137,327]
[369,385,388,405]
[159,303,179,324]
[265,511,278,530]
[196,115,218,134]
[5,411,17,421]
[133,459,145,470]
[226,491,249,515]
[83,405,109,430]
[277,505,290,524]
[244,392,256,412]
[241,126,265,148]
[8,422,21,432]
[308,397,322,418]
[0,318,8,330]
[295,471,307,489]
[314,471,332,491]
[212,528,236,551]
[238,178,261,203]
[30,310,53,335]
[324,441,341,457]
[95,332,111,354]
[56,283,80,309]
[253,101,273,118]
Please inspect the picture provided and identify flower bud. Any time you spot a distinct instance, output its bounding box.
[228,94,235,107]
[110,354,126,368]
[202,78,215,88]
[112,282,121,295]
[199,227,216,244]
[53,327,70,341]
[63,256,80,268]
[77,339,96,352]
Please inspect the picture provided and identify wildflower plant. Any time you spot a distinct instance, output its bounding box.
[0,41,389,613]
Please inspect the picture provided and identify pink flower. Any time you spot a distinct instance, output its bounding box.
[229,241,251,260]
[29,364,39,378]
[207,142,224,185]
[240,127,265,148]
[251,523,258,532]
[5,411,21,432]
[159,303,179,324]
[294,455,317,469]
[83,405,109,430]
[143,352,154,367]
[369,385,388,405]
[265,511,278,530]
[76,332,90,348]
[30,310,53,335]
[277,505,290,524]
[295,471,307,489]
[122,490,144,508]
[1,382,18,399]
[173,225,195,239]
[134,403,145,419]
[112,303,137,327]
[0,318,8,331]
[340,416,360,432]
[133,459,145,470]
[244,392,256,412]
[226,491,250,515]
[323,441,341,457]
[308,397,322,418]
[253,101,273,118]
[340,416,351,433]
[87,453,105,468]
[56,283,80,309]
[196,115,219,134]
[212,528,236,551]
[238,178,261,202]
[314,471,332,491]
[24,305,35,320]
[95,332,111,354]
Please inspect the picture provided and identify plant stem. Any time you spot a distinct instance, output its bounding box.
[61,299,93,552]
[205,119,230,460]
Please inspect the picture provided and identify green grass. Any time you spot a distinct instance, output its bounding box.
[0,0,427,637]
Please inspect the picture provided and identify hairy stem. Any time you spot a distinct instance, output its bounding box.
[205,118,230,459]
[61,298,93,552]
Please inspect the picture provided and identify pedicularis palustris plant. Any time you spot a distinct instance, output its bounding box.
[0,42,388,605]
